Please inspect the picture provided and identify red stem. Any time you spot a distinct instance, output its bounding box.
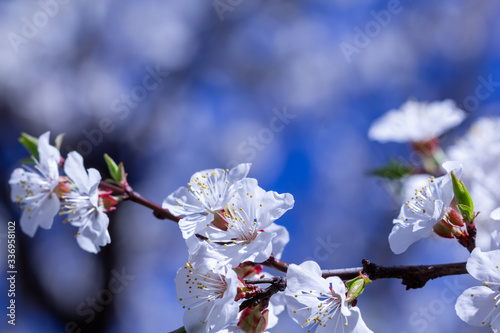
[99,181,180,222]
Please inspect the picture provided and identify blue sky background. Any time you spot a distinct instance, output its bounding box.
[0,0,500,332]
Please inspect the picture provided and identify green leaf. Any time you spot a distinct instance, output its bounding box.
[169,327,187,333]
[104,154,120,182]
[118,162,127,184]
[19,132,39,160]
[55,133,65,150]
[369,160,412,180]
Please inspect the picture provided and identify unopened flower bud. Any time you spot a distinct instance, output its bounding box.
[433,219,455,239]
[99,190,119,213]
[445,208,464,227]
[345,273,371,304]
[234,262,263,279]
[238,305,268,333]
[451,171,474,223]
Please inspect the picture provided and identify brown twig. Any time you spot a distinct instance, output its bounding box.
[239,277,287,311]
[259,254,289,273]
[246,260,467,290]
[240,260,468,313]
[99,181,180,222]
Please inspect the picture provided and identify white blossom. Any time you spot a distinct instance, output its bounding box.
[455,248,500,332]
[368,99,466,143]
[163,163,251,239]
[175,243,240,333]
[61,152,110,253]
[9,132,61,237]
[285,261,372,333]
[188,178,294,267]
[388,161,462,254]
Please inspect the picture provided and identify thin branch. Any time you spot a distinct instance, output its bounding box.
[359,259,467,290]
[245,260,468,290]
[239,277,287,311]
[259,254,289,273]
[99,181,180,222]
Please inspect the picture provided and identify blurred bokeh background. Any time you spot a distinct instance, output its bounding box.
[0,0,499,332]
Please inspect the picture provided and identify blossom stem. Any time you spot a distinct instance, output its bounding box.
[98,181,180,222]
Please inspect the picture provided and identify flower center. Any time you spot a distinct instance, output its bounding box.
[404,183,436,218]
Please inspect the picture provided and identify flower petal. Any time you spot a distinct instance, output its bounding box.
[64,152,91,193]
[456,286,499,328]
[265,223,289,260]
[467,248,500,284]
[388,222,433,254]
[20,192,59,237]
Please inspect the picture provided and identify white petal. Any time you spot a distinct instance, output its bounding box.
[227,163,251,185]
[182,301,214,333]
[388,222,433,254]
[64,152,91,193]
[221,231,275,266]
[163,186,207,216]
[179,213,213,240]
[87,168,102,205]
[491,208,500,221]
[286,261,327,294]
[456,286,499,328]
[20,193,59,237]
[37,131,60,172]
[9,168,29,202]
[230,178,294,229]
[345,307,374,333]
[467,248,500,284]
[265,223,289,260]
[74,210,110,253]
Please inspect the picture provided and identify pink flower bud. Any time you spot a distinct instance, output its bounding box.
[445,208,464,227]
[238,306,268,333]
[234,262,263,279]
[433,219,455,239]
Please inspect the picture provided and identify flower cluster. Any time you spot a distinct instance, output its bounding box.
[165,164,295,332]
[11,99,500,332]
[9,132,112,253]
[166,164,374,332]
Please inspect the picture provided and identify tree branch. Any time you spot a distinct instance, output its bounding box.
[245,260,468,290]
[259,254,289,273]
[239,277,287,311]
[99,181,180,222]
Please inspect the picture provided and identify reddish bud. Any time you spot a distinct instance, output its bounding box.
[412,137,439,157]
[238,306,268,333]
[234,262,263,279]
[433,220,455,239]
[99,190,119,213]
[445,208,464,227]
